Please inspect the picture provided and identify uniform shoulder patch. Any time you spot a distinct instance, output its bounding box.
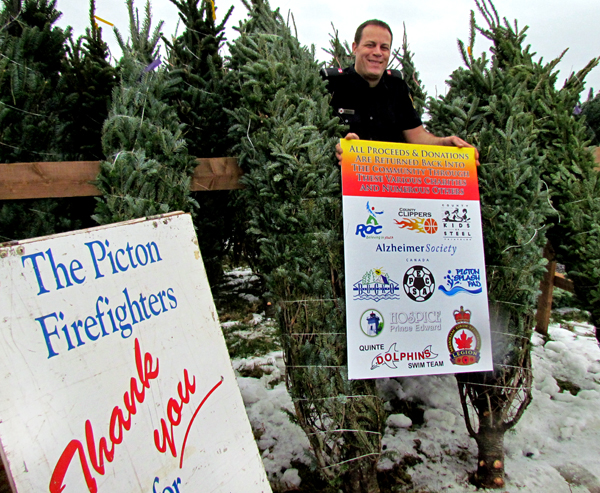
[321,67,346,78]
[385,69,404,80]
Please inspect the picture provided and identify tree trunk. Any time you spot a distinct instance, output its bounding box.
[473,425,506,489]
[343,456,380,493]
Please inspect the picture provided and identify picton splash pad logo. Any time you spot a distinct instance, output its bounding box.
[438,268,482,296]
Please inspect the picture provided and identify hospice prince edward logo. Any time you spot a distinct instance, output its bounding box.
[356,201,384,238]
[360,309,384,337]
[394,208,438,235]
[447,306,481,366]
[442,204,472,239]
[354,267,401,302]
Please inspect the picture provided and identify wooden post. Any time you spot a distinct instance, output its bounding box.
[535,243,556,336]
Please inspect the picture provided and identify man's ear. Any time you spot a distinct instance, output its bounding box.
[351,42,357,55]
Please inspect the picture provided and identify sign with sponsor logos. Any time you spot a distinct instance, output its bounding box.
[341,139,492,379]
[0,213,271,492]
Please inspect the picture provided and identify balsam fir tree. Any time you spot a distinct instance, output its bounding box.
[163,0,235,286]
[323,23,352,69]
[0,0,92,241]
[93,0,197,225]
[580,89,600,145]
[225,1,385,490]
[391,25,426,118]
[57,0,117,161]
[427,0,598,487]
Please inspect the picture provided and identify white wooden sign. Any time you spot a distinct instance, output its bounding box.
[0,212,271,492]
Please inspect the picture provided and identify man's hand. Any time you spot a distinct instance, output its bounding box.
[403,126,480,166]
[336,133,360,165]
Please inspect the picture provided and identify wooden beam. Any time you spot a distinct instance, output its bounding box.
[0,157,243,200]
[0,161,101,199]
[553,272,575,293]
[191,157,243,191]
[535,243,556,336]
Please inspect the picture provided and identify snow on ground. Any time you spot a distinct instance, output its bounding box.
[222,271,600,492]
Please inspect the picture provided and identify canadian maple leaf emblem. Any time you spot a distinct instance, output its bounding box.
[455,330,473,350]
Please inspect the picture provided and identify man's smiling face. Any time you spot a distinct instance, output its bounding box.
[352,24,392,87]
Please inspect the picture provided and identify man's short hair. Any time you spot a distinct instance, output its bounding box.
[354,19,393,45]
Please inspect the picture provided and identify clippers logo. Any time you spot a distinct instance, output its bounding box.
[353,268,401,302]
[356,201,383,237]
[442,204,472,239]
[395,217,438,234]
[360,309,384,337]
[395,208,437,234]
[370,343,439,370]
[447,306,481,366]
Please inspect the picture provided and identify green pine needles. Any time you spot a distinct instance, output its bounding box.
[427,0,599,487]
[93,0,197,225]
[225,1,385,490]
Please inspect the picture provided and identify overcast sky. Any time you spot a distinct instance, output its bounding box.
[54,0,600,100]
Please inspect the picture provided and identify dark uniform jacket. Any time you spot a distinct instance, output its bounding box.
[321,65,422,143]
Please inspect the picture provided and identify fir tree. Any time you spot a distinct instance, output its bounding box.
[163,0,235,286]
[93,0,197,225]
[225,1,385,490]
[580,90,600,145]
[57,0,117,161]
[323,23,352,69]
[391,25,426,118]
[427,0,599,487]
[0,0,94,242]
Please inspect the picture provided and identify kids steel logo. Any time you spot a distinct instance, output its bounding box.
[394,207,438,234]
[442,204,472,239]
[447,306,481,366]
[356,201,384,237]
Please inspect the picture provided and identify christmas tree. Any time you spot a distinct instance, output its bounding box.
[427,0,598,487]
[163,0,236,286]
[93,0,197,225]
[57,0,117,161]
[225,1,385,490]
[0,0,93,242]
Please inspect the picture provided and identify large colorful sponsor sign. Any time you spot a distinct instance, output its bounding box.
[341,139,493,379]
[0,213,271,492]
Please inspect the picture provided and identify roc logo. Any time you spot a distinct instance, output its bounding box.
[447,306,481,365]
[394,217,438,234]
[403,265,435,302]
[439,268,482,296]
[353,267,401,302]
[360,309,384,337]
[356,201,384,237]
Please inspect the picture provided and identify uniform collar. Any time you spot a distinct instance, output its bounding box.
[348,64,389,90]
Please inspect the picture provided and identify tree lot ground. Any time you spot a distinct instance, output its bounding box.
[216,268,600,493]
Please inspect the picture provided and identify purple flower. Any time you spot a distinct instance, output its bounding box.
[573,104,583,116]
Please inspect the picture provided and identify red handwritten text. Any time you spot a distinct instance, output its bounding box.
[153,369,197,457]
[49,338,159,493]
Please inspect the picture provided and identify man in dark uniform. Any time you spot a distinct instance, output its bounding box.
[322,19,476,162]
